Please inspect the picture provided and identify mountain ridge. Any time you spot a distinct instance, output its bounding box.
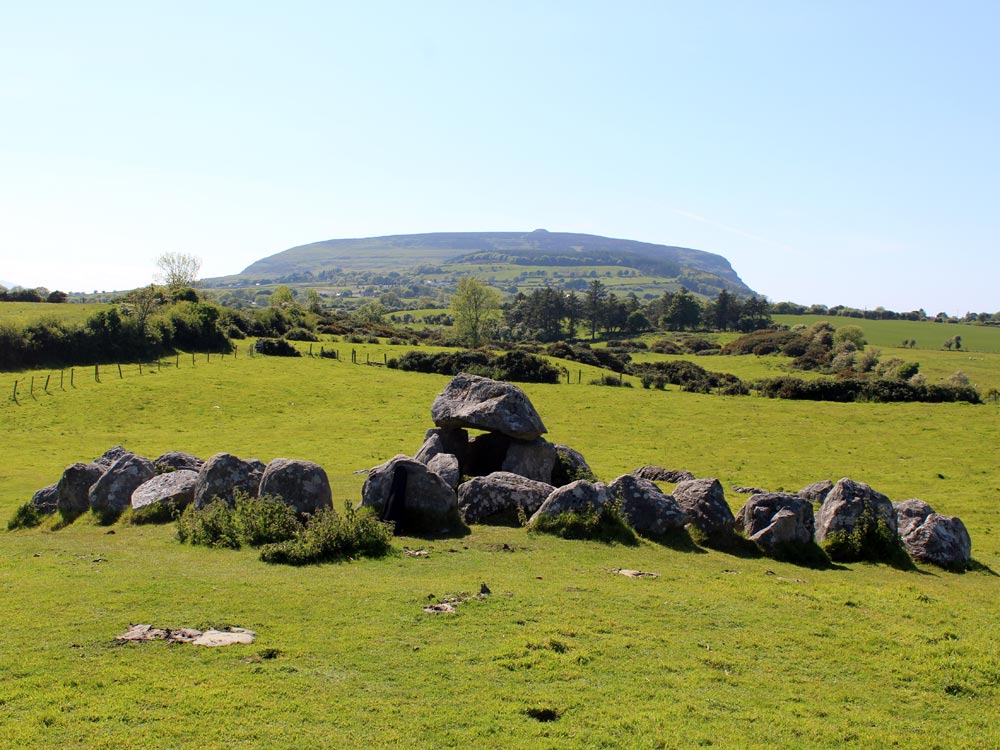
[218,230,757,297]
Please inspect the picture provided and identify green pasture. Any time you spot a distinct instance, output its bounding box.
[2,350,1000,748]
[0,301,110,326]
[773,314,1000,353]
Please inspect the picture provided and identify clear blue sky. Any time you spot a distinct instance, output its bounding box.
[2,1,996,314]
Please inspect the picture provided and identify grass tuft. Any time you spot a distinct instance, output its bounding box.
[6,501,42,531]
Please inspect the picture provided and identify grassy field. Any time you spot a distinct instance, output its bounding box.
[773,314,1000,353]
[3,350,1000,748]
[0,301,111,326]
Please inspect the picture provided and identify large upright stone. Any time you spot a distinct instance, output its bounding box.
[57,462,105,519]
[430,373,546,440]
[89,453,155,521]
[673,478,735,542]
[502,438,556,484]
[458,472,554,524]
[551,444,594,486]
[427,453,461,490]
[415,428,469,466]
[131,470,199,511]
[607,474,685,537]
[529,480,608,524]
[361,455,458,533]
[259,458,333,515]
[193,453,263,509]
[814,478,897,543]
[736,492,815,547]
[893,499,971,568]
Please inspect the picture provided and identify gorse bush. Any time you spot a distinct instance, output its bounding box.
[529,500,638,545]
[177,496,393,565]
[7,501,42,531]
[259,503,394,565]
[589,374,632,387]
[388,349,560,383]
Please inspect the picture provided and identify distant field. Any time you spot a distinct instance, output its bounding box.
[2,349,999,748]
[773,314,1000,353]
[0,301,110,325]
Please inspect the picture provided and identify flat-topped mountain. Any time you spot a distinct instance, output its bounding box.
[219,230,756,297]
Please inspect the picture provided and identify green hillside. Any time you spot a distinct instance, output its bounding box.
[213,230,756,298]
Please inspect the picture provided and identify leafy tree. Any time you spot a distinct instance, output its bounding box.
[564,291,582,339]
[269,286,297,309]
[156,252,202,288]
[663,288,702,331]
[737,295,773,332]
[834,325,866,349]
[707,289,740,331]
[452,276,500,347]
[355,301,388,325]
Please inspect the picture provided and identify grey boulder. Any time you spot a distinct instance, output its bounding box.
[736,492,815,547]
[94,445,130,470]
[529,480,607,524]
[501,438,556,484]
[430,373,547,440]
[414,427,468,466]
[131,470,199,511]
[259,458,333,515]
[631,466,695,484]
[57,462,105,519]
[89,453,155,520]
[427,453,461,490]
[814,478,897,543]
[361,455,458,532]
[607,474,685,537]
[798,480,835,506]
[893,499,971,568]
[193,453,263,509]
[458,471,554,524]
[154,451,204,473]
[31,483,60,515]
[673,478,735,542]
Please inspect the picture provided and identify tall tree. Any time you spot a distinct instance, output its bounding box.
[663,288,702,331]
[584,279,608,340]
[452,276,500,347]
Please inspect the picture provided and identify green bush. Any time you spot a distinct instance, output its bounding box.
[821,503,911,567]
[389,349,560,383]
[259,503,394,565]
[589,374,632,387]
[529,500,638,545]
[177,499,241,549]
[7,501,42,531]
[253,338,301,357]
[232,493,302,546]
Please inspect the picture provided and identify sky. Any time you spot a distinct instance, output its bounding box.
[1,1,997,314]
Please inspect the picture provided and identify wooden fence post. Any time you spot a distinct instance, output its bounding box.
[118,364,123,379]
[95,364,100,383]
[60,370,64,390]
[70,368,74,387]
[139,363,142,375]
[11,380,17,403]
[191,352,195,366]
[44,373,51,392]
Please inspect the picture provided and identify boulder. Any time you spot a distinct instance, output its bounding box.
[427,453,461,490]
[89,453,155,521]
[94,445,130,470]
[56,462,105,519]
[31,483,59,514]
[415,428,468,466]
[893,499,972,568]
[893,499,935,537]
[361,455,458,532]
[798,480,834,506]
[529,480,607,524]
[258,458,333,515]
[607,474,685,537]
[631,466,695,484]
[153,451,204,473]
[131,470,199,511]
[551,444,594,486]
[193,453,263,509]
[736,492,815,547]
[673,478,735,541]
[732,485,767,495]
[502,438,556,484]
[458,472,554,524]
[814,478,896,543]
[430,373,546,440]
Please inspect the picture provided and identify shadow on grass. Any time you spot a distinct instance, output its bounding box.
[643,527,708,554]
